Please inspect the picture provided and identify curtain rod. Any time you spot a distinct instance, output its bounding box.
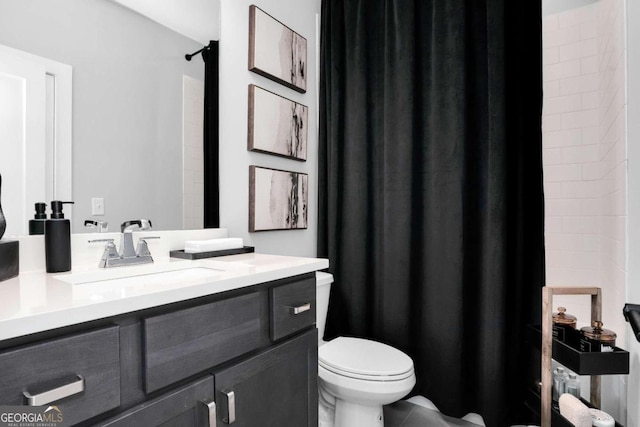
[185,46,207,61]
[185,41,215,61]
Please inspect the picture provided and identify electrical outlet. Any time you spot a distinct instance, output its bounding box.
[92,197,105,216]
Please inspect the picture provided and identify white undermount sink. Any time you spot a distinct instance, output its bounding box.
[55,263,225,286]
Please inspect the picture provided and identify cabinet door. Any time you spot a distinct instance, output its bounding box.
[97,376,215,427]
[214,329,318,427]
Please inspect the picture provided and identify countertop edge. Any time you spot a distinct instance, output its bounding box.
[0,255,329,341]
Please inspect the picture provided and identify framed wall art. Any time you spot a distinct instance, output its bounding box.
[248,5,307,93]
[249,166,308,232]
[248,84,308,161]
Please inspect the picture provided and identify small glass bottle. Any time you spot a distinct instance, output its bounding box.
[566,372,580,397]
[553,367,567,401]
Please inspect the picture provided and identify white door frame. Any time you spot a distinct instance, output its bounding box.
[0,43,72,235]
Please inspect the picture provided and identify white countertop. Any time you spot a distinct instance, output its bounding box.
[0,253,328,341]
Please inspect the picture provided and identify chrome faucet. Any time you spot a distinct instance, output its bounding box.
[89,219,159,268]
[84,220,108,233]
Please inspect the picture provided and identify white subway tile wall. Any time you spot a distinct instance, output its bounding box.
[543,0,627,418]
[182,76,205,230]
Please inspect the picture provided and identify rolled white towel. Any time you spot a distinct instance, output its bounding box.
[184,238,243,253]
[559,394,591,427]
[590,408,615,427]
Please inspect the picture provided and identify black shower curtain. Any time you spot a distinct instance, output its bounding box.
[318,1,544,425]
[202,40,220,228]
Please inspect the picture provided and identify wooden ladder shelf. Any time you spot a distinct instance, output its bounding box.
[541,286,602,427]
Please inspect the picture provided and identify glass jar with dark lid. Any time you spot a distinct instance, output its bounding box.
[552,307,577,329]
[580,321,617,346]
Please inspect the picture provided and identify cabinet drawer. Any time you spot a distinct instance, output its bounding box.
[0,326,120,425]
[97,376,214,427]
[270,276,316,341]
[143,292,264,393]
[214,329,318,427]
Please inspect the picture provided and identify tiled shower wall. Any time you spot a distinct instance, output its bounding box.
[183,75,205,230]
[595,0,626,348]
[543,4,600,290]
[543,0,627,418]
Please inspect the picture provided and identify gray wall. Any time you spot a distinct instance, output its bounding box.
[0,0,203,232]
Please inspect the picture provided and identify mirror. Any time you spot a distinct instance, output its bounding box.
[0,0,219,234]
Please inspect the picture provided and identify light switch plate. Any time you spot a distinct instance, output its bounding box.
[92,198,105,216]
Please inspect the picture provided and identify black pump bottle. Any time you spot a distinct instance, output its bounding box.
[28,202,47,235]
[45,201,74,273]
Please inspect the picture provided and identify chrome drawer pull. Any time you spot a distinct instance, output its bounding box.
[199,399,217,427]
[23,374,85,406]
[290,303,311,315]
[222,389,235,424]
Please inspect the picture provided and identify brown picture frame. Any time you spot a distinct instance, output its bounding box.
[248,5,307,93]
[248,84,308,161]
[249,166,308,232]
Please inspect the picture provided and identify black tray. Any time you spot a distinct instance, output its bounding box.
[170,246,255,260]
[527,325,629,375]
[525,387,624,427]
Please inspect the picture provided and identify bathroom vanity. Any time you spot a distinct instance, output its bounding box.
[0,251,327,426]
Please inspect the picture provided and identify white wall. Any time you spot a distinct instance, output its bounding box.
[625,0,640,423]
[183,76,205,230]
[218,0,321,257]
[543,4,600,292]
[110,0,220,43]
[543,0,629,420]
[542,2,627,329]
[543,0,598,16]
[597,0,628,417]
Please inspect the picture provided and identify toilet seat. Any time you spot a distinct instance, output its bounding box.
[319,337,414,381]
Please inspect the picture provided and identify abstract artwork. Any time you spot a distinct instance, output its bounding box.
[249,166,308,232]
[249,5,307,93]
[248,85,308,161]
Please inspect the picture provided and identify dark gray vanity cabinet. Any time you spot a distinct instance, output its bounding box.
[97,376,214,427]
[213,329,318,427]
[0,326,121,426]
[142,292,265,394]
[0,272,318,427]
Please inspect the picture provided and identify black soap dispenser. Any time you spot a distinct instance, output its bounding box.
[45,201,74,273]
[28,202,47,235]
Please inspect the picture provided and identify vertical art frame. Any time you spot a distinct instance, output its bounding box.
[248,5,307,93]
[248,84,308,161]
[249,166,308,232]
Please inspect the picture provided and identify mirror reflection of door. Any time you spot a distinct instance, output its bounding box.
[0,45,72,237]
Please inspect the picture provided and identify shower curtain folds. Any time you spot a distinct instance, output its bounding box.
[318,0,544,424]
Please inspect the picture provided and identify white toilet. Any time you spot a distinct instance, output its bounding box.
[316,272,416,427]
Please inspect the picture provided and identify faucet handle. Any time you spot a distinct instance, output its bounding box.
[85,220,109,232]
[136,237,159,258]
[121,219,152,233]
[88,238,115,244]
[89,239,119,267]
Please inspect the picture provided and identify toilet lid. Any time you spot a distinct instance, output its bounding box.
[319,337,414,380]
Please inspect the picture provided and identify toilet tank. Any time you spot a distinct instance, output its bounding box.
[315,271,334,346]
